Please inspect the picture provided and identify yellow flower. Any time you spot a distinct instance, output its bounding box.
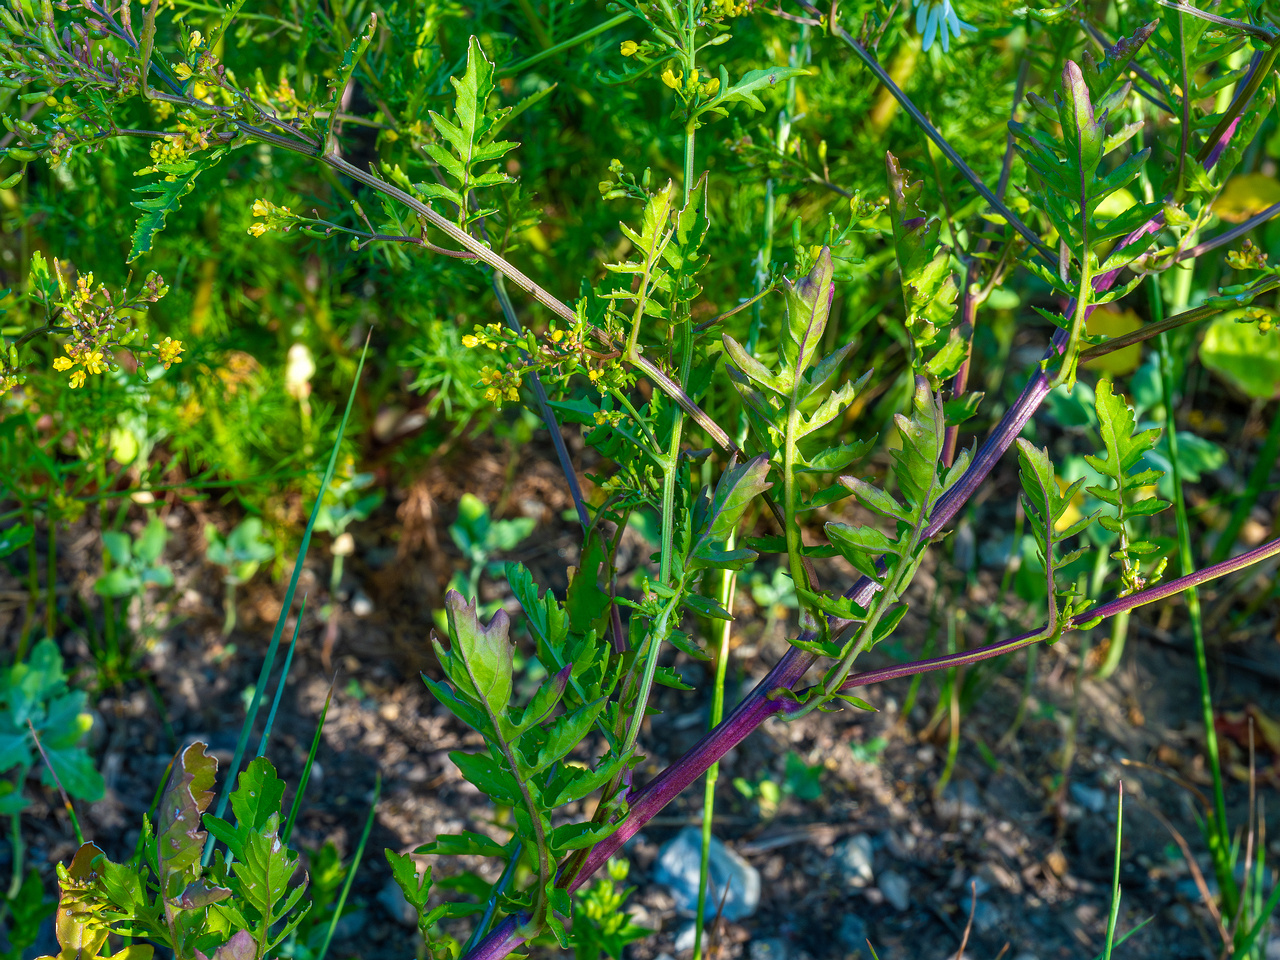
[550,328,565,343]
[661,67,682,90]
[248,222,268,237]
[53,355,74,372]
[620,40,639,57]
[175,63,193,80]
[462,335,480,348]
[484,386,501,403]
[252,199,270,217]
[156,337,184,368]
[69,369,86,389]
[83,350,105,375]
[506,388,520,402]
[702,76,720,97]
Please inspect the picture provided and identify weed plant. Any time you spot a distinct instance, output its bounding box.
[0,0,1278,958]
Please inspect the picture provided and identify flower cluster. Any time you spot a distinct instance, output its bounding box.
[52,342,105,388]
[660,65,720,100]
[29,258,172,390]
[478,365,523,404]
[248,199,298,237]
[1226,239,1271,274]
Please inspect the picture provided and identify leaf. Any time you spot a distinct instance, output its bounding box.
[781,248,835,377]
[434,590,513,717]
[320,13,376,150]
[426,36,517,219]
[204,757,286,861]
[157,743,217,900]
[1079,21,1160,100]
[0,522,33,558]
[703,65,811,115]
[885,153,958,379]
[683,592,733,621]
[235,813,303,935]
[1200,315,1280,399]
[416,831,510,858]
[701,455,772,547]
[129,152,222,262]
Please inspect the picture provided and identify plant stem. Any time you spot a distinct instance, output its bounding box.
[223,580,237,636]
[1157,315,1234,912]
[934,610,960,798]
[44,499,55,640]
[5,809,22,900]
[692,557,735,960]
[499,12,631,75]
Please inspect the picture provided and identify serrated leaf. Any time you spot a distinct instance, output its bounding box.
[435,590,513,718]
[129,152,222,262]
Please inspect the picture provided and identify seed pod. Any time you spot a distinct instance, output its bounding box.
[6,147,38,161]
[0,7,21,34]
[0,168,23,188]
[19,89,49,102]
[40,0,53,24]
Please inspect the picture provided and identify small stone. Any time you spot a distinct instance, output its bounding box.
[749,938,789,960]
[352,590,374,617]
[831,834,875,889]
[331,908,366,940]
[1069,782,1107,814]
[936,780,982,821]
[673,921,700,954]
[377,878,418,928]
[971,900,1002,934]
[836,914,868,951]
[654,826,761,922]
[877,871,910,912]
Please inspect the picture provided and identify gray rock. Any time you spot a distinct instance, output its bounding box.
[935,780,982,821]
[1265,938,1280,960]
[836,914,868,952]
[331,908,366,940]
[749,938,789,960]
[971,900,1002,934]
[1069,782,1107,814]
[654,826,761,922]
[877,871,910,912]
[831,834,875,889]
[673,921,700,954]
[377,878,418,928]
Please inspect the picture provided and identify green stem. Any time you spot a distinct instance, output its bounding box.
[223,580,237,636]
[934,611,961,798]
[692,557,735,960]
[44,505,55,640]
[6,808,22,900]
[1094,609,1129,680]
[1156,318,1234,913]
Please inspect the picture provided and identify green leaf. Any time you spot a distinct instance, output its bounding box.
[435,590,513,718]
[682,592,733,621]
[702,65,811,115]
[426,36,517,221]
[886,154,959,382]
[415,831,510,858]
[157,743,217,900]
[129,151,223,262]
[0,522,33,558]
[235,813,303,935]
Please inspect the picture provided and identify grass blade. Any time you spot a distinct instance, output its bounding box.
[314,773,381,960]
[256,594,306,759]
[204,336,371,865]
[283,677,335,846]
[1103,782,1123,960]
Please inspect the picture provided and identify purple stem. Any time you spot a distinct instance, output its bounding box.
[459,25,1271,960]
[828,533,1280,691]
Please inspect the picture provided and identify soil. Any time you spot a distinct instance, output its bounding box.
[2,423,1279,960]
